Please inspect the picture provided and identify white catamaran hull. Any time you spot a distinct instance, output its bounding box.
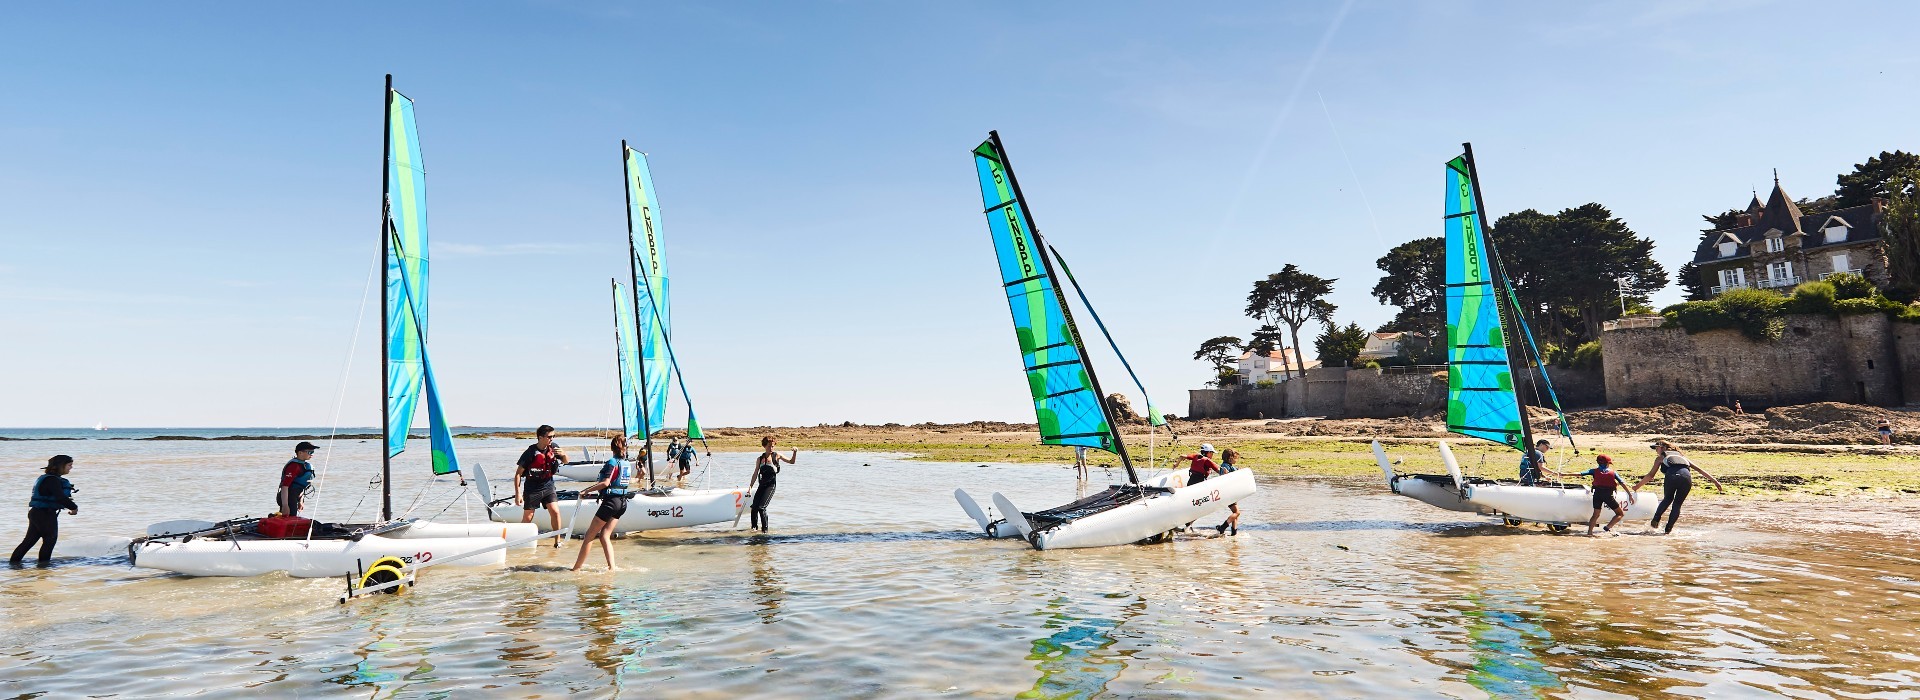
[132,532,508,578]
[1376,440,1663,526]
[487,488,746,535]
[974,469,1255,550]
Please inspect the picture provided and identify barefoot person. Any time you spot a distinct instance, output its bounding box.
[1576,454,1633,537]
[11,455,79,568]
[746,436,797,533]
[1073,445,1089,481]
[1634,440,1725,535]
[675,439,697,482]
[572,436,636,571]
[514,425,566,547]
[1214,448,1243,536]
[1174,444,1223,487]
[277,442,317,517]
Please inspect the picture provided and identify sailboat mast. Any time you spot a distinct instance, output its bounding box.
[379,73,394,521]
[1460,142,1536,452]
[620,141,657,484]
[986,130,1139,484]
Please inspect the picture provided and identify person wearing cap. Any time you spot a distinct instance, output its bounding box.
[1575,454,1634,537]
[277,442,318,518]
[1174,444,1224,487]
[12,455,79,567]
[1518,439,1558,486]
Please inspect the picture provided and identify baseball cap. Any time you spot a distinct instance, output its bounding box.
[295,441,319,452]
[1200,443,1215,453]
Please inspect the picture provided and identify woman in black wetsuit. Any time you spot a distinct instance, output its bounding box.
[745,436,797,533]
[1633,440,1724,535]
[11,455,79,567]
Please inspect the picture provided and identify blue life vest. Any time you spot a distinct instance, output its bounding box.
[602,457,633,496]
[29,474,71,510]
[287,459,315,492]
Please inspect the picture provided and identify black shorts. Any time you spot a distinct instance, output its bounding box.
[595,494,629,520]
[1592,487,1622,512]
[523,484,557,509]
[1189,471,1210,486]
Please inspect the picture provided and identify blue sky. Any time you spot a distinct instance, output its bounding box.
[2,1,1916,428]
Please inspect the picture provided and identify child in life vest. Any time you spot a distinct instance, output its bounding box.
[1578,454,1636,537]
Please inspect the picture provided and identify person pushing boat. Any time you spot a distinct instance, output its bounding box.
[572,435,636,571]
[514,425,567,547]
[11,455,78,568]
[277,441,317,518]
[746,436,796,533]
[1519,439,1552,486]
[1633,441,1723,535]
[1174,445,1223,487]
[1214,448,1243,536]
[1575,454,1633,537]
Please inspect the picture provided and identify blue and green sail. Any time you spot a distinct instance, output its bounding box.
[1443,155,1524,450]
[624,147,676,437]
[383,87,458,475]
[612,280,645,440]
[972,138,1114,452]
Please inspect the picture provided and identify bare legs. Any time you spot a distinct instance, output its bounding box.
[571,517,616,571]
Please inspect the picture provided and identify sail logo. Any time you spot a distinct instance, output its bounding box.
[641,205,662,275]
[1006,209,1035,277]
[1191,490,1220,507]
[1461,217,1482,280]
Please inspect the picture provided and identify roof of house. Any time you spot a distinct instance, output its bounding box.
[1692,178,1884,264]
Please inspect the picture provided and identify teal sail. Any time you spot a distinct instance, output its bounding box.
[612,279,644,439]
[385,86,431,461]
[624,147,672,437]
[972,137,1115,452]
[1443,155,1524,450]
[388,227,460,475]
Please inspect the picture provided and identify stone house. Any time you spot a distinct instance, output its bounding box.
[1235,347,1320,384]
[1691,176,1889,295]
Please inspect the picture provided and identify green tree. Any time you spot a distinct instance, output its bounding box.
[1885,170,1920,299]
[1192,336,1243,387]
[1836,151,1920,207]
[1490,204,1667,345]
[1314,322,1368,367]
[1246,265,1337,379]
[1371,237,1445,337]
[1676,261,1712,301]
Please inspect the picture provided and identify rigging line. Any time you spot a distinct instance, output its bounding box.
[632,261,713,456]
[311,241,381,532]
[1046,244,1173,440]
[1315,91,1387,251]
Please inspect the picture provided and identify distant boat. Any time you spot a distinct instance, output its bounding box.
[92,422,107,431]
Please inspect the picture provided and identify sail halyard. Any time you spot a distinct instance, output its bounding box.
[973,131,1137,483]
[1045,244,1170,431]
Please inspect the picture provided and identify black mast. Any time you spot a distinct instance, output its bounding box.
[987,130,1139,484]
[379,74,394,521]
[620,141,658,486]
[1460,142,1536,452]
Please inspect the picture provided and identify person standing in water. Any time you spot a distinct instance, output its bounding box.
[746,436,797,533]
[1575,454,1633,537]
[1174,444,1222,487]
[1073,445,1089,481]
[1519,439,1552,486]
[11,455,78,568]
[277,441,317,518]
[513,425,566,547]
[1214,448,1244,536]
[676,439,697,482]
[1633,440,1724,535]
[572,435,635,571]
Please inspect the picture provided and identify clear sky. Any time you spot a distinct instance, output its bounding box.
[2,1,1916,429]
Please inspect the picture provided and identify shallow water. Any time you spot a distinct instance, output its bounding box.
[2,438,1916,698]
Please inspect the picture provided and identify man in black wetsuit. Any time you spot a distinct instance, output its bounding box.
[11,455,79,567]
[513,425,566,547]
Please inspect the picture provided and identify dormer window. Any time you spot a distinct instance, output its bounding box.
[1718,241,1737,258]
[1825,225,1848,244]
[1765,237,1784,253]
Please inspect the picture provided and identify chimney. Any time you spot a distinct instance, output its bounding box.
[1872,196,1888,214]
[1737,213,1752,227]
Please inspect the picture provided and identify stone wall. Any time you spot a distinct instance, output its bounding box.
[1185,387,1287,419]
[1600,313,1903,409]
[1341,367,1447,418]
[1539,367,1606,409]
[1895,323,1920,405]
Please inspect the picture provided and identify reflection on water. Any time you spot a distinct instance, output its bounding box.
[1,439,1918,697]
[1461,591,1561,699]
[1020,594,1141,699]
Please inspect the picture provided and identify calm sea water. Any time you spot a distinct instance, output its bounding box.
[1,437,1916,698]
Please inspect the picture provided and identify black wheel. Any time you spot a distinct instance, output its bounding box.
[1546,524,1570,534]
[1502,518,1522,527]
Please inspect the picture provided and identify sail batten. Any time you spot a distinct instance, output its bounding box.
[971,137,1115,454]
[1443,155,1525,450]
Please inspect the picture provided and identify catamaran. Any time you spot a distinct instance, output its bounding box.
[129,76,533,577]
[1373,144,1660,530]
[953,132,1254,550]
[476,142,745,535]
